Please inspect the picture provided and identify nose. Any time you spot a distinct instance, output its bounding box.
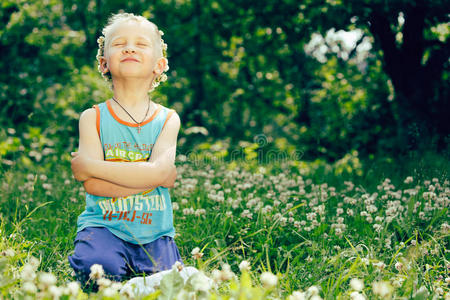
[122,45,136,54]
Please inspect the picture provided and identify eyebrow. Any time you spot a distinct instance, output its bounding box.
[110,36,152,43]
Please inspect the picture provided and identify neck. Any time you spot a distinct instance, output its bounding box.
[111,77,155,107]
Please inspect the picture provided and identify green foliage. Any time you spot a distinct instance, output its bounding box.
[1,0,448,163]
[0,151,449,298]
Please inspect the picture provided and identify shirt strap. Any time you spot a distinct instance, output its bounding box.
[92,104,100,137]
[162,109,175,131]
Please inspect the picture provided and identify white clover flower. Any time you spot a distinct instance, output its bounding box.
[97,277,112,288]
[395,261,404,272]
[359,258,369,266]
[66,281,80,297]
[194,208,206,216]
[172,261,184,272]
[373,224,383,233]
[413,286,430,298]
[404,176,413,184]
[240,209,253,219]
[49,285,63,299]
[102,287,116,297]
[219,263,235,281]
[211,269,222,283]
[22,281,37,294]
[183,207,195,215]
[261,271,278,289]
[374,216,384,223]
[42,183,52,190]
[21,264,36,282]
[288,291,307,300]
[435,287,444,295]
[3,248,15,257]
[372,281,392,298]
[191,271,212,292]
[310,295,323,300]
[191,247,203,259]
[89,264,104,279]
[176,290,195,300]
[373,261,386,270]
[38,272,57,289]
[238,260,251,272]
[350,278,364,291]
[29,256,40,269]
[350,291,366,300]
[307,285,320,296]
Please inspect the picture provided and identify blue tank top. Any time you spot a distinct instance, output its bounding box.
[76,99,176,244]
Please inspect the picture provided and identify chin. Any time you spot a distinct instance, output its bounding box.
[118,70,149,78]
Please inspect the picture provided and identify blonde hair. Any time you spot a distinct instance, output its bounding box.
[96,12,169,92]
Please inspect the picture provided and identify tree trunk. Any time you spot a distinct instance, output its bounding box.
[183,0,205,127]
[368,3,449,152]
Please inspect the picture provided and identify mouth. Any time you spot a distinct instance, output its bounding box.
[121,57,139,62]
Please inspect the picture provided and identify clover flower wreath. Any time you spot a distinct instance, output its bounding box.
[95,19,169,92]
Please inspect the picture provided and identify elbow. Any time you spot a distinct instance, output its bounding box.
[161,165,174,178]
[167,163,177,177]
[159,158,175,172]
[147,160,176,187]
[169,163,177,175]
[159,163,177,185]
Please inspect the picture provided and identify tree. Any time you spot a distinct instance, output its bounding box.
[305,0,449,153]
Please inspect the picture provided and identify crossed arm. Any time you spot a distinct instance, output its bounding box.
[71,108,181,197]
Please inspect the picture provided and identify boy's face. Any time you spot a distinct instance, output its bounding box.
[100,20,166,83]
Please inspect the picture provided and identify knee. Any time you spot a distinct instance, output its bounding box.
[70,252,127,280]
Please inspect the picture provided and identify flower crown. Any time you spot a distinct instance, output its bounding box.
[96,28,169,92]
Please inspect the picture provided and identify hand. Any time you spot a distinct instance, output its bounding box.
[161,166,177,188]
[71,152,92,182]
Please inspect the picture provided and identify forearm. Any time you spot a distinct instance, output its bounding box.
[83,178,156,198]
[87,159,174,189]
[83,166,176,197]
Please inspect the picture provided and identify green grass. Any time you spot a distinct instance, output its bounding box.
[0,149,448,299]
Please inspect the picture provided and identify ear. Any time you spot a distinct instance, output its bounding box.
[154,57,168,75]
[98,56,109,74]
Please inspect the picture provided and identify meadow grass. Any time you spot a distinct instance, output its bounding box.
[0,149,448,299]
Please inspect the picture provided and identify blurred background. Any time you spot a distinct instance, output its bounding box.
[0,0,448,170]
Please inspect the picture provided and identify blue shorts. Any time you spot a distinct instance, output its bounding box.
[68,227,183,285]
